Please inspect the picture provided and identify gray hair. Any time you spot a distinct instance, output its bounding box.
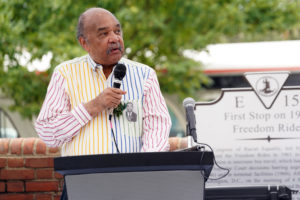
[76,12,86,40]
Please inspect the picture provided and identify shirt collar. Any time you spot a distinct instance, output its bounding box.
[87,54,125,72]
[87,54,103,72]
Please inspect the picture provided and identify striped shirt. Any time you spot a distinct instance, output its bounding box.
[35,54,171,156]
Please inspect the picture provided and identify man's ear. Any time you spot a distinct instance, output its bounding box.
[79,36,89,52]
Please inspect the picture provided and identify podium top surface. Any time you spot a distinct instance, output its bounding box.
[54,151,214,178]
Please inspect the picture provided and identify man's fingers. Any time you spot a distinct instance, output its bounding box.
[95,88,126,110]
[110,88,127,95]
[109,89,126,102]
[110,99,121,106]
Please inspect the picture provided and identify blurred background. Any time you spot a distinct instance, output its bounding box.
[1,0,300,139]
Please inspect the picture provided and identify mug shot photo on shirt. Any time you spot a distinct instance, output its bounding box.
[125,102,137,122]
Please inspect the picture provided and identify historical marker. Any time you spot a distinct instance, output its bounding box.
[195,71,300,199]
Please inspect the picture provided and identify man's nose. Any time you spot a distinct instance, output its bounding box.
[108,32,119,43]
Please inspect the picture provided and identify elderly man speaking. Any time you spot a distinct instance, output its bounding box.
[35,7,172,199]
[35,7,171,157]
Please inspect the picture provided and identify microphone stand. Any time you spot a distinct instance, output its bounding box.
[185,109,202,152]
[186,124,193,148]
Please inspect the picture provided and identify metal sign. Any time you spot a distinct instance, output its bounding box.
[195,71,300,199]
[245,71,289,109]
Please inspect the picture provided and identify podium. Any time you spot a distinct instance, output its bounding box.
[205,185,294,200]
[54,151,214,200]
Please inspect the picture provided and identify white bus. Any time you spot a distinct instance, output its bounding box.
[186,40,300,89]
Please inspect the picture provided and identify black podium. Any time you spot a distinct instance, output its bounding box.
[54,151,214,200]
[205,185,295,200]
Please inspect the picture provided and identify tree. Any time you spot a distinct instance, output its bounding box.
[1,0,300,119]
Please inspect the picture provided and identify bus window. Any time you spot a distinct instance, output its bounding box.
[0,108,19,138]
[168,106,185,137]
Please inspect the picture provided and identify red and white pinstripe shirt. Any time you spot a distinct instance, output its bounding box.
[35,55,171,156]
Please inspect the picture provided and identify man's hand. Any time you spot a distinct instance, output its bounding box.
[84,88,126,118]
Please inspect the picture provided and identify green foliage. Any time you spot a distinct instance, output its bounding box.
[113,102,127,117]
[0,67,49,118]
[1,0,300,119]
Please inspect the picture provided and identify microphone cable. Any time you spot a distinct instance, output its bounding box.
[109,115,120,153]
[195,141,231,181]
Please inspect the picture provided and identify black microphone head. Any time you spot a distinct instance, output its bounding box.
[114,64,126,80]
[183,97,195,108]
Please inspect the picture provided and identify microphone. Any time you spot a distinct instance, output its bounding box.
[183,97,197,143]
[113,63,126,88]
[110,63,126,153]
[109,63,126,119]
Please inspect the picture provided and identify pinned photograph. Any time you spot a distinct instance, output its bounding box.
[125,102,137,122]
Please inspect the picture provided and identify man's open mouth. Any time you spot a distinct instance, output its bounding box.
[107,46,122,55]
[112,47,121,52]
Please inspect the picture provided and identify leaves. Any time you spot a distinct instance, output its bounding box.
[0,66,49,119]
[113,103,127,117]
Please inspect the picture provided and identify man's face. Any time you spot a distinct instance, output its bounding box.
[127,103,133,112]
[81,11,124,66]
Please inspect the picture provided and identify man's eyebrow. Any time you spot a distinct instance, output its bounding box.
[97,24,121,32]
[97,27,108,32]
